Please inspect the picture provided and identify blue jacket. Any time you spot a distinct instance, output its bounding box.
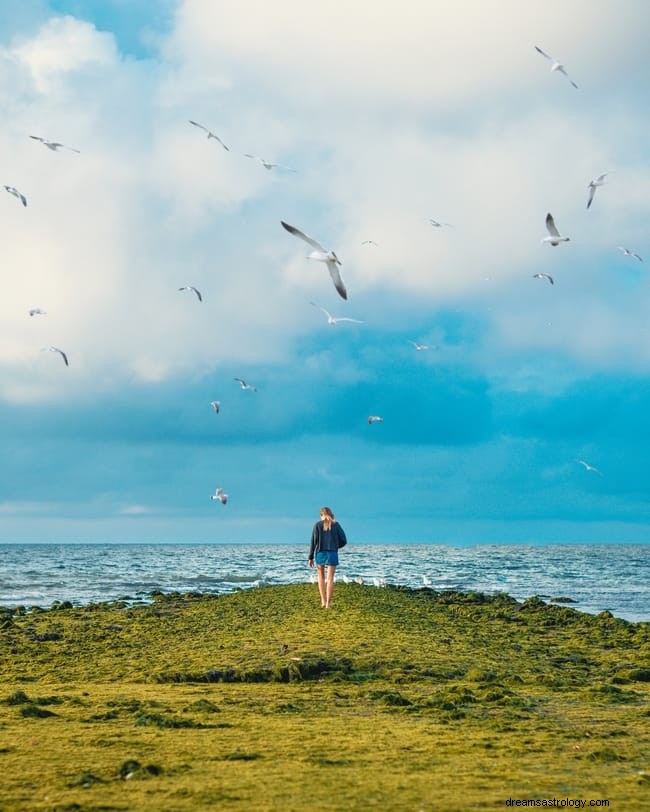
[309,520,347,560]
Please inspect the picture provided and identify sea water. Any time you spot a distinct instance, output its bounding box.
[0,543,647,622]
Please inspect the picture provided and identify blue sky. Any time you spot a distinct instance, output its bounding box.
[2,0,650,544]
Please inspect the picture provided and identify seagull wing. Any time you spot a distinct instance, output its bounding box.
[545,213,560,237]
[281,221,326,252]
[334,317,363,324]
[29,135,45,143]
[534,45,553,62]
[189,120,209,134]
[310,301,331,320]
[213,135,229,151]
[326,261,348,300]
[587,184,596,209]
[191,287,203,302]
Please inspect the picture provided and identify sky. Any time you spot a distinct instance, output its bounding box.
[1,0,650,545]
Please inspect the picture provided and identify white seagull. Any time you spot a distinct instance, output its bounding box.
[533,273,554,285]
[577,459,602,475]
[28,308,47,316]
[188,120,229,151]
[409,340,434,350]
[281,221,347,300]
[534,46,579,89]
[542,213,570,246]
[178,285,203,302]
[310,301,363,326]
[29,135,80,153]
[4,185,27,207]
[244,154,296,171]
[587,173,608,209]
[361,240,379,246]
[618,246,643,262]
[210,401,220,414]
[42,346,69,366]
[368,415,384,425]
[234,377,257,392]
[210,487,228,504]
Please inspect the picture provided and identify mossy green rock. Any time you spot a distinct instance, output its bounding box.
[1,584,648,810]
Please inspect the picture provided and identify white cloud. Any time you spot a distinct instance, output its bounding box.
[2,3,650,409]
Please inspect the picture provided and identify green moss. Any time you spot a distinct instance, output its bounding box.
[0,584,648,810]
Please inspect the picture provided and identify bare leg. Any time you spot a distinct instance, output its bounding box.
[316,566,327,607]
[325,565,336,608]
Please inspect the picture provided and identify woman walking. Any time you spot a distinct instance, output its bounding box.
[308,506,347,609]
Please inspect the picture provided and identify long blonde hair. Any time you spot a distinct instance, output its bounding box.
[320,506,335,530]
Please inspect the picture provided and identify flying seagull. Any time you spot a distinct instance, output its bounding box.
[4,185,27,207]
[534,46,579,89]
[210,401,220,414]
[618,246,643,262]
[409,340,434,350]
[587,173,608,209]
[368,415,384,424]
[361,240,378,246]
[210,487,228,504]
[42,346,68,366]
[310,301,363,326]
[427,218,453,228]
[234,377,257,392]
[188,120,229,151]
[28,308,47,316]
[533,273,554,285]
[244,154,296,171]
[577,459,602,475]
[281,221,347,300]
[178,286,202,302]
[542,213,570,246]
[29,135,80,153]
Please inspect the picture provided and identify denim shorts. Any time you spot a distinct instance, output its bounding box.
[315,550,339,566]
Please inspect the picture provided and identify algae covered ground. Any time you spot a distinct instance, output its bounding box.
[0,583,649,811]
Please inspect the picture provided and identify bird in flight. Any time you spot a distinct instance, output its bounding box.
[281,221,347,300]
[542,213,570,246]
[29,135,80,153]
[368,415,384,424]
[4,185,27,207]
[244,154,296,171]
[234,377,257,392]
[210,487,228,504]
[178,286,203,302]
[534,46,579,89]
[188,120,229,151]
[427,218,453,228]
[618,246,643,262]
[533,273,554,285]
[210,401,220,414]
[361,240,378,246]
[310,301,363,326]
[409,340,435,350]
[28,308,47,316]
[587,173,608,209]
[577,459,602,475]
[42,346,69,366]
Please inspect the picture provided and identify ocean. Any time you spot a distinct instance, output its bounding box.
[0,543,648,622]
